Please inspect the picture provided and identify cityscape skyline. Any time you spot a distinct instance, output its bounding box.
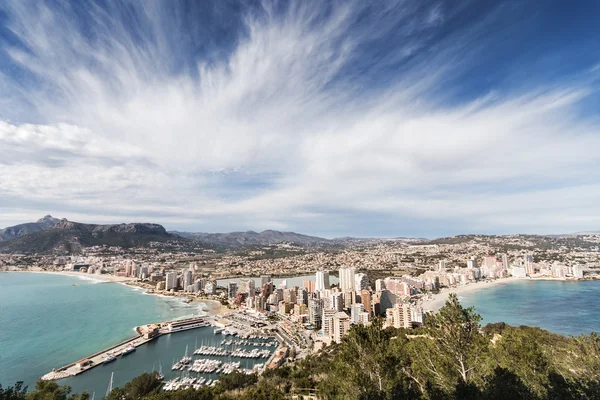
[1,0,600,237]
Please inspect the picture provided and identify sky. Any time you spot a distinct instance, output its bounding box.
[0,0,599,238]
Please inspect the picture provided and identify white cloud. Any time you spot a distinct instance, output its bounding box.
[0,0,599,236]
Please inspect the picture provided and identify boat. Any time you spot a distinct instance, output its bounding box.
[180,345,192,364]
[214,327,223,334]
[121,345,136,356]
[157,361,164,380]
[102,354,117,364]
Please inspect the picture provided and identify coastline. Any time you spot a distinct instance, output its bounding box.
[421,276,520,312]
[10,268,137,283]
[8,268,232,317]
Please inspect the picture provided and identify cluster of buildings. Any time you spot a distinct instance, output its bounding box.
[221,268,425,347]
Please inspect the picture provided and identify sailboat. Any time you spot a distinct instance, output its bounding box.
[180,344,192,364]
[105,372,114,397]
[157,361,164,380]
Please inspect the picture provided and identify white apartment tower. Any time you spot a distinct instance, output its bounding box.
[339,268,356,292]
[315,270,330,292]
[165,271,178,291]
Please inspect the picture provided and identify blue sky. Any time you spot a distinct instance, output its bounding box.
[0,0,599,238]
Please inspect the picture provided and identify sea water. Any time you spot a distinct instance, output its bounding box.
[0,272,206,391]
[459,279,600,336]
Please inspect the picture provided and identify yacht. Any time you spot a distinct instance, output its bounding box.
[102,354,117,364]
[121,345,136,356]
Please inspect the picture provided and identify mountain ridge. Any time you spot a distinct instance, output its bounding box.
[0,217,173,254]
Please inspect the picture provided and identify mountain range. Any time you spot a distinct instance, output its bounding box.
[171,229,333,248]
[0,216,337,254]
[0,216,173,254]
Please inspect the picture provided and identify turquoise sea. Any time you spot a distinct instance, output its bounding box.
[3,273,599,396]
[0,272,207,393]
[0,272,326,395]
[459,279,600,336]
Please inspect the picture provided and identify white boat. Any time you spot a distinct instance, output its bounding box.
[180,344,192,364]
[121,345,136,356]
[102,354,117,364]
[157,361,164,380]
[214,327,223,334]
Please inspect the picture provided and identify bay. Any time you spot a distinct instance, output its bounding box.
[0,272,206,391]
[459,279,600,336]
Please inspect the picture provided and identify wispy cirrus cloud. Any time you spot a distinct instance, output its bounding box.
[0,0,599,237]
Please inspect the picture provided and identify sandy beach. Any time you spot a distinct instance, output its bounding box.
[11,268,139,283]
[421,276,520,312]
[194,298,231,317]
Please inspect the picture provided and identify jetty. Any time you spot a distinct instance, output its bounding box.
[41,316,213,380]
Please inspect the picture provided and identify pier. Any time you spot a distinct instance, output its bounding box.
[40,315,283,381]
[41,317,213,380]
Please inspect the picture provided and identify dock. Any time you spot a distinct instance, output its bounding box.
[41,317,212,380]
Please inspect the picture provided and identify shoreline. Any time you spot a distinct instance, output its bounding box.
[8,268,231,316]
[10,268,137,283]
[421,277,520,312]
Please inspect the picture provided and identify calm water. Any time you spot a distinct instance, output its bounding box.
[0,272,206,391]
[459,279,600,336]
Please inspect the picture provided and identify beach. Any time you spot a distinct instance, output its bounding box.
[421,276,519,312]
[13,268,137,283]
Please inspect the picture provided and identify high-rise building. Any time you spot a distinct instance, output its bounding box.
[297,287,308,305]
[333,312,350,343]
[350,303,364,324]
[438,260,447,271]
[322,308,337,337]
[573,265,584,279]
[193,279,203,293]
[501,254,509,270]
[386,303,412,329]
[467,257,478,269]
[303,280,316,293]
[240,279,256,297]
[339,268,356,292]
[283,288,296,304]
[354,273,369,292]
[183,269,193,291]
[330,292,344,311]
[383,278,410,297]
[308,298,324,329]
[375,279,385,292]
[360,289,372,316]
[204,281,215,294]
[343,290,355,309]
[315,270,330,292]
[165,272,177,291]
[228,282,238,299]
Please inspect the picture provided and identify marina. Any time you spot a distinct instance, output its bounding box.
[42,314,283,393]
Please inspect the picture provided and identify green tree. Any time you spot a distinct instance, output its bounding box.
[407,293,489,396]
[0,382,27,400]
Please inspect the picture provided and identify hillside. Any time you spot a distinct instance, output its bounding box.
[0,215,61,241]
[0,219,175,254]
[172,229,332,248]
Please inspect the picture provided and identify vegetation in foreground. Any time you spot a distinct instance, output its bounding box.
[2,294,599,400]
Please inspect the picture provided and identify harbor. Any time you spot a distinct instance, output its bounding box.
[43,314,284,395]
